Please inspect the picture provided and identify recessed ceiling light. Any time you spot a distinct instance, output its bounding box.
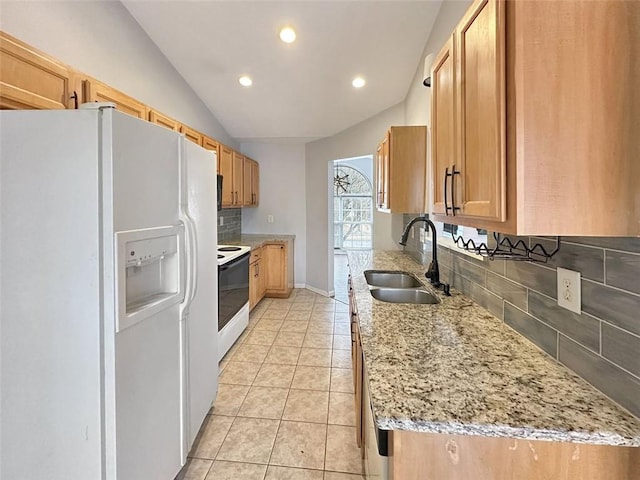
[239,76,253,87]
[352,77,366,88]
[279,26,296,44]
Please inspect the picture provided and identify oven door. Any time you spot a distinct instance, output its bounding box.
[218,252,250,332]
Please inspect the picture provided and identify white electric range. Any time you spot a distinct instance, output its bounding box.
[217,245,251,360]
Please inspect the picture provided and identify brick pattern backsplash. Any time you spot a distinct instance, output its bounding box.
[401,218,640,418]
[217,208,241,243]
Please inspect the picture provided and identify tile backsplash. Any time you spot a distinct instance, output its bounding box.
[217,208,241,243]
[402,215,640,418]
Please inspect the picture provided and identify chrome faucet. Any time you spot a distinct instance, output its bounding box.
[399,215,450,295]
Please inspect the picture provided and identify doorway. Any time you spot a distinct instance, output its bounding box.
[331,156,373,303]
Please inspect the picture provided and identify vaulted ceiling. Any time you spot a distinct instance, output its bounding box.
[122,1,442,142]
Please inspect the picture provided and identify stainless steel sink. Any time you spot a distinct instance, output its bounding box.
[364,270,423,288]
[370,288,439,304]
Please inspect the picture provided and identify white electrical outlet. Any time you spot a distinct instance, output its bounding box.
[557,267,581,314]
[267,215,274,223]
[219,216,224,226]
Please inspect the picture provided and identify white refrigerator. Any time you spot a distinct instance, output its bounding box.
[0,104,218,480]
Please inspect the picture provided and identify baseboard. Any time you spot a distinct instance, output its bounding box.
[303,284,332,297]
[294,283,306,289]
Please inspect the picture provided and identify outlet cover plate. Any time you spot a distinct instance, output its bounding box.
[557,267,581,314]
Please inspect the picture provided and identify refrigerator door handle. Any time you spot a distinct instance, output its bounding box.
[186,213,198,303]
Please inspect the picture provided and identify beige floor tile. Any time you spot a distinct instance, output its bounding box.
[330,368,354,393]
[231,343,271,363]
[312,305,335,315]
[307,321,334,334]
[309,311,335,322]
[176,458,212,480]
[265,465,324,480]
[211,384,250,416]
[332,335,352,351]
[245,329,278,346]
[297,348,332,368]
[254,318,285,331]
[264,345,301,365]
[288,302,314,312]
[328,392,356,426]
[282,389,329,424]
[281,320,309,333]
[266,302,291,312]
[216,417,279,464]
[189,415,234,459]
[303,333,333,349]
[254,363,296,388]
[237,386,289,419]
[331,349,352,369]
[219,361,262,386]
[274,331,306,347]
[291,366,331,391]
[204,461,267,480]
[270,421,327,470]
[314,296,335,304]
[323,472,365,480]
[235,328,252,344]
[286,310,313,321]
[324,425,364,474]
[261,309,288,320]
[333,322,351,335]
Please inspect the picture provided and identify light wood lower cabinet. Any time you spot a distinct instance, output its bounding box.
[263,242,291,297]
[0,31,80,110]
[391,430,639,480]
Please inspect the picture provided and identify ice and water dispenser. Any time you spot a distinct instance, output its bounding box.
[115,225,184,332]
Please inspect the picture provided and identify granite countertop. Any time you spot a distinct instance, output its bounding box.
[225,234,295,249]
[348,250,640,447]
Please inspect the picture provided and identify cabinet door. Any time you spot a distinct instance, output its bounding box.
[264,243,286,293]
[455,0,506,221]
[0,32,76,110]
[431,35,456,216]
[232,151,244,207]
[251,160,260,207]
[249,259,259,310]
[219,145,234,207]
[149,110,179,131]
[179,124,202,146]
[375,133,390,211]
[84,78,148,119]
[243,156,253,206]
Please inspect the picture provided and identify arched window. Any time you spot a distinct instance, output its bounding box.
[333,165,373,250]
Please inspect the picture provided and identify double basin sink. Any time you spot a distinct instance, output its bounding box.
[364,270,439,304]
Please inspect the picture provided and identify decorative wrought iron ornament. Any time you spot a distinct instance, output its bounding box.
[334,169,351,194]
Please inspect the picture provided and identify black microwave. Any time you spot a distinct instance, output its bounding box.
[217,174,223,211]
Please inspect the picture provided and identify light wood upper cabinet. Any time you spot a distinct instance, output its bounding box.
[0,31,80,110]
[219,145,243,207]
[431,0,640,236]
[375,126,427,214]
[149,109,179,131]
[431,34,456,217]
[243,156,259,207]
[431,0,505,222]
[84,78,148,119]
[179,124,202,145]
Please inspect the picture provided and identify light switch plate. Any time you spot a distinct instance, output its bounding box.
[557,267,581,314]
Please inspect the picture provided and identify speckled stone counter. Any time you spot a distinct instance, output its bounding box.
[347,250,640,447]
[225,233,295,250]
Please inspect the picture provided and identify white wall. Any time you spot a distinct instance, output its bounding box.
[240,142,307,286]
[305,103,405,295]
[0,1,236,147]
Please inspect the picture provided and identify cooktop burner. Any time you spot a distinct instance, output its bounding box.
[218,246,242,252]
[217,255,224,259]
